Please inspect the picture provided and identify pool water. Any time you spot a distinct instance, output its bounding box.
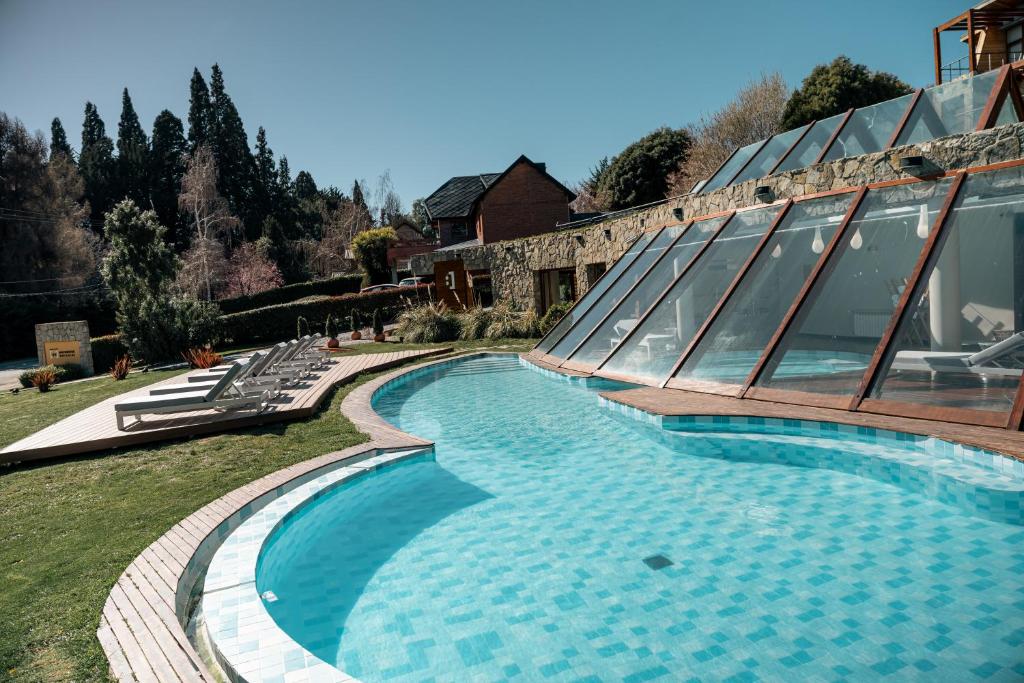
[257,355,1024,682]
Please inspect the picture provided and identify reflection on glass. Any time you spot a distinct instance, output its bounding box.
[568,217,725,366]
[821,93,915,162]
[601,206,781,383]
[896,71,1000,146]
[548,227,685,359]
[756,177,955,395]
[871,168,1024,413]
[995,90,1020,127]
[674,194,854,386]
[774,114,845,173]
[731,125,811,185]
[699,140,765,195]
[535,231,655,354]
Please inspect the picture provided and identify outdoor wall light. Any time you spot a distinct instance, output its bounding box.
[603,228,612,240]
[754,185,775,203]
[900,155,925,172]
[574,234,585,244]
[639,218,646,228]
[672,207,684,221]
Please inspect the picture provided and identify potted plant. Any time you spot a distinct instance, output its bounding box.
[372,308,385,342]
[325,314,340,348]
[349,310,362,340]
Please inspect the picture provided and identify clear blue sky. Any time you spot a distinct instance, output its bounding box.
[1,0,967,207]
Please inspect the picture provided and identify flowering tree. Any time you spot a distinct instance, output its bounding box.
[222,241,284,297]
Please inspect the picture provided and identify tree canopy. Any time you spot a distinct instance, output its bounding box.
[351,227,397,286]
[596,127,691,210]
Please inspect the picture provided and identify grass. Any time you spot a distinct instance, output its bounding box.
[0,338,535,682]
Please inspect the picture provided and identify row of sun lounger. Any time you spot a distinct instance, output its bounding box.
[113,335,332,431]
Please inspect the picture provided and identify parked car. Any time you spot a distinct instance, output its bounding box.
[398,276,432,287]
[360,283,400,293]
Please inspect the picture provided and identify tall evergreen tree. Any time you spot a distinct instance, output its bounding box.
[187,68,213,152]
[208,63,258,237]
[150,110,188,247]
[352,179,367,212]
[50,117,73,159]
[116,88,149,204]
[294,171,318,200]
[278,155,292,193]
[78,102,116,224]
[252,126,277,224]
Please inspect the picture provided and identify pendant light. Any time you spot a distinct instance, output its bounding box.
[850,226,863,250]
[811,225,825,254]
[916,204,930,239]
[771,243,782,258]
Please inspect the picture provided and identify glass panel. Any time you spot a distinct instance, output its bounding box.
[548,227,685,359]
[995,91,1020,127]
[568,217,725,366]
[699,140,765,195]
[756,177,955,395]
[674,193,855,386]
[535,231,655,354]
[871,167,1024,413]
[821,93,915,162]
[774,114,845,173]
[601,205,782,383]
[896,71,1001,146]
[731,125,811,184]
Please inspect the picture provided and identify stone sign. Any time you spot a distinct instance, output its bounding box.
[35,321,94,375]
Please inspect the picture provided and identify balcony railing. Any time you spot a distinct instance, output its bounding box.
[941,51,1024,83]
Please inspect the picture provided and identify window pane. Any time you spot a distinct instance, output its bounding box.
[601,205,782,383]
[871,167,1024,413]
[995,90,1020,127]
[699,140,765,195]
[548,227,685,359]
[568,217,724,366]
[774,114,845,173]
[821,93,915,162]
[896,71,1000,146]
[756,177,955,395]
[731,125,811,184]
[674,193,855,386]
[536,231,655,353]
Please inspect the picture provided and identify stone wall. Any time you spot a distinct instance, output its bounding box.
[34,320,94,375]
[412,122,1024,311]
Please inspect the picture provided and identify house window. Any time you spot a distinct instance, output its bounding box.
[585,262,607,290]
[1008,23,1023,61]
[536,268,577,315]
[451,222,469,241]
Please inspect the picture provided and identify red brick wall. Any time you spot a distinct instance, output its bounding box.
[474,163,570,245]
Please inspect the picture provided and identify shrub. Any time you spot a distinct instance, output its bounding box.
[457,307,493,341]
[18,364,74,388]
[485,302,540,340]
[109,355,133,380]
[297,315,310,338]
[0,288,117,362]
[91,334,128,374]
[325,314,339,340]
[120,297,222,364]
[539,301,573,334]
[351,227,397,286]
[349,310,360,333]
[58,363,86,381]
[219,285,431,346]
[394,302,460,343]
[31,367,57,392]
[216,274,363,314]
[182,347,223,369]
[372,308,384,336]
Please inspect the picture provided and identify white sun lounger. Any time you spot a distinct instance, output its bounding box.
[891,331,1024,377]
[150,352,281,396]
[114,363,269,431]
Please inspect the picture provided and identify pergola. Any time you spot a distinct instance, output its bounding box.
[934,6,1024,84]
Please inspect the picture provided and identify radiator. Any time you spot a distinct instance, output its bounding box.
[853,310,891,337]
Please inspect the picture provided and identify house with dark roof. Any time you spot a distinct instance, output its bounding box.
[424,155,576,248]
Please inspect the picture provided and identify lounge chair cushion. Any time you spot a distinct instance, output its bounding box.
[116,390,211,412]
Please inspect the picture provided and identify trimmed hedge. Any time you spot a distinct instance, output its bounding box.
[217,274,363,314]
[0,290,117,362]
[90,334,129,373]
[220,285,433,346]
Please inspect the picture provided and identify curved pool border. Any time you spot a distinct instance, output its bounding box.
[99,350,1024,682]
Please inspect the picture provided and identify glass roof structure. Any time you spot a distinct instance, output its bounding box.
[695,67,1023,197]
[533,160,1024,429]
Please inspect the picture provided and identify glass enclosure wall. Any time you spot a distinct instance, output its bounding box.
[773,114,845,174]
[567,217,725,368]
[599,206,781,383]
[754,178,955,396]
[821,93,915,162]
[730,124,811,185]
[870,167,1024,414]
[896,70,1002,146]
[672,193,855,388]
[547,227,684,360]
[535,232,655,354]
[699,141,765,195]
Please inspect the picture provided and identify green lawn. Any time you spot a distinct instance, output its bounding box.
[0,339,534,682]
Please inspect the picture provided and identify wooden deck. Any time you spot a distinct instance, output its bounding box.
[0,348,448,465]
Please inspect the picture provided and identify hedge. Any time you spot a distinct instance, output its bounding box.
[220,284,433,346]
[90,334,129,373]
[0,289,117,362]
[217,274,363,314]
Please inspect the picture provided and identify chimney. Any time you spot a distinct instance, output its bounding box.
[536,162,546,172]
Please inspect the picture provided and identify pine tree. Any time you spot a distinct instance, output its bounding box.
[278,155,292,193]
[50,118,73,159]
[116,88,149,204]
[79,102,116,224]
[187,68,213,152]
[252,126,277,224]
[294,171,317,200]
[150,110,187,247]
[209,64,257,237]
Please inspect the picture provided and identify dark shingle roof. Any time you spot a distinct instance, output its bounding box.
[424,173,500,219]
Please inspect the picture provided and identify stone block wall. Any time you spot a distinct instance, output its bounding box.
[34,320,94,375]
[412,122,1024,311]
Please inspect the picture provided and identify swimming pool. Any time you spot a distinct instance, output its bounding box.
[252,354,1024,681]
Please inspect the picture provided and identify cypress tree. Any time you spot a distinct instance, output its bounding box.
[116,88,149,204]
[150,110,187,247]
[187,68,213,152]
[252,126,277,224]
[352,179,367,212]
[79,102,116,224]
[50,117,73,159]
[278,155,292,193]
[294,171,318,200]
[209,63,257,237]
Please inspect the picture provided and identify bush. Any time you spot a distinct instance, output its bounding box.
[182,347,223,369]
[296,316,310,338]
[394,302,461,343]
[0,289,117,362]
[325,314,339,340]
[349,310,360,333]
[109,355,133,380]
[220,285,432,346]
[17,364,79,388]
[30,367,57,392]
[217,274,364,314]
[456,307,493,341]
[119,297,223,364]
[539,301,573,334]
[484,302,539,340]
[372,308,384,336]
[91,334,128,374]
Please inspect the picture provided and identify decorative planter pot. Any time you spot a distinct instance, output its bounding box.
[327,337,340,348]
[350,331,362,340]
[373,333,386,342]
